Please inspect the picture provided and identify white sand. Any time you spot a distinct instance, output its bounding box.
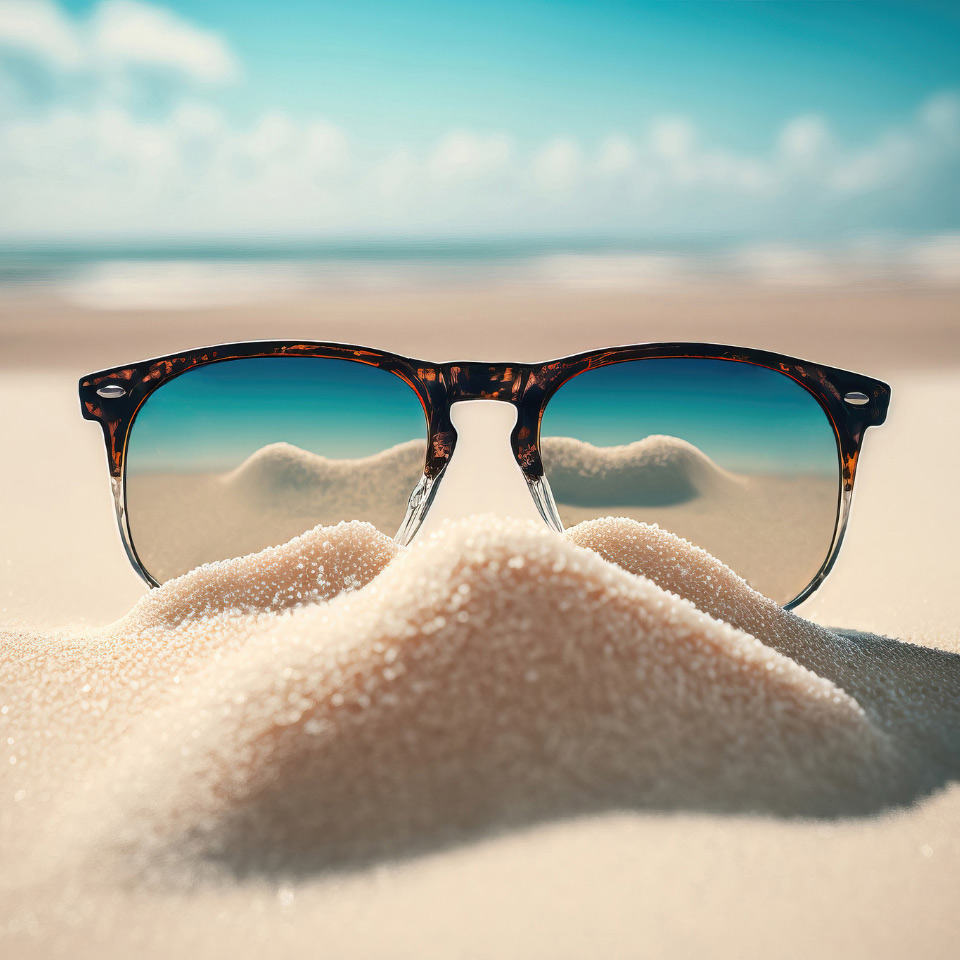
[542,434,837,602]
[127,438,428,582]
[2,515,959,957]
[1,284,959,958]
[127,433,834,601]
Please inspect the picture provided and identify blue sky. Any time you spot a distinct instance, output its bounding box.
[52,0,960,145]
[1,0,959,239]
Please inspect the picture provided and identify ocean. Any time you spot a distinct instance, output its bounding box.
[0,233,956,311]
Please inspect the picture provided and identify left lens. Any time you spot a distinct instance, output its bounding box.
[125,357,428,583]
[539,357,841,605]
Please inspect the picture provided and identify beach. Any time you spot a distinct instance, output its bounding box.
[2,274,959,958]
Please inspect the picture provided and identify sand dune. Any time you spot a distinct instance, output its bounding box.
[540,434,742,507]
[226,438,427,505]
[568,518,960,783]
[127,434,834,602]
[541,435,838,604]
[4,516,959,895]
[126,437,428,582]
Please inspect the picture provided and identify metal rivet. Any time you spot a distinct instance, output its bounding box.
[96,384,127,399]
[843,391,870,407]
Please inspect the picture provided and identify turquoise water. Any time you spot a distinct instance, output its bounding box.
[541,357,839,477]
[128,352,839,478]
[1,234,942,291]
[0,236,737,284]
[127,357,428,473]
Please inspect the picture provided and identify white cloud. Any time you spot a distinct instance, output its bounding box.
[601,91,960,200]
[0,0,81,67]
[594,135,635,177]
[427,131,512,183]
[0,0,237,83]
[828,130,916,192]
[649,117,696,161]
[1,87,958,236]
[0,0,82,68]
[371,146,418,200]
[531,138,581,191]
[91,1,237,82]
[303,121,351,175]
[777,114,833,170]
[0,8,957,238]
[919,91,960,145]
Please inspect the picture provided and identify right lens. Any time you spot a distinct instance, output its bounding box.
[539,357,841,605]
[125,356,428,583]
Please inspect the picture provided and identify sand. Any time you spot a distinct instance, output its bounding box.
[542,435,837,603]
[1,281,959,958]
[127,438,428,582]
[128,433,834,602]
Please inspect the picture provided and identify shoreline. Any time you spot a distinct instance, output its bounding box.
[1,284,958,374]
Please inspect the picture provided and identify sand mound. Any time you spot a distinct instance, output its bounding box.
[115,520,400,632]
[539,437,837,604]
[569,518,960,781]
[5,517,959,886]
[540,434,742,507]
[125,439,426,581]
[125,434,831,604]
[226,438,428,505]
[52,521,925,880]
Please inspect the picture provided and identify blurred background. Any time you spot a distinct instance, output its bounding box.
[0,1,958,627]
[0,0,957,346]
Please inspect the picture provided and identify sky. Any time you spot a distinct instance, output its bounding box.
[1,0,959,240]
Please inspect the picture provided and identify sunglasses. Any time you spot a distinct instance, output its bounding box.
[79,341,890,607]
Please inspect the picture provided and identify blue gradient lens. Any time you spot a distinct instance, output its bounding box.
[125,357,427,582]
[540,358,841,603]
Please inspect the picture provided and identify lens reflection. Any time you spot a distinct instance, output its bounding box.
[125,357,427,583]
[540,358,840,604]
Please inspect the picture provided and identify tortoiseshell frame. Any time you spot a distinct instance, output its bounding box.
[80,341,890,608]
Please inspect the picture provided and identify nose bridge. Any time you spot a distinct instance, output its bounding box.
[442,362,527,403]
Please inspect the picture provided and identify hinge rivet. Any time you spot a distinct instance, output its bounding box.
[96,384,127,399]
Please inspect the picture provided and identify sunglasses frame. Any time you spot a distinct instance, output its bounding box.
[80,340,890,607]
